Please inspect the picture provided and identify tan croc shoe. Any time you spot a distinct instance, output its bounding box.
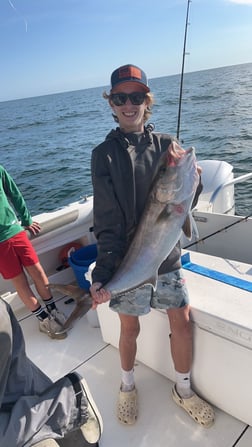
[117,387,137,425]
[172,385,215,428]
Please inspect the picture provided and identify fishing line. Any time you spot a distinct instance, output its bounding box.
[184,212,252,249]
[176,0,192,141]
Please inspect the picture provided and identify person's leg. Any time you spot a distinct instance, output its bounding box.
[119,313,140,374]
[151,270,215,427]
[1,374,102,447]
[11,272,67,339]
[25,263,67,327]
[167,304,195,404]
[109,286,152,425]
[1,233,66,337]
[17,231,66,326]
[116,313,139,425]
[167,305,215,427]
[11,270,44,311]
[10,231,66,326]
[168,306,215,427]
[167,304,193,376]
[0,297,52,446]
[25,262,52,301]
[151,270,193,391]
[0,299,102,447]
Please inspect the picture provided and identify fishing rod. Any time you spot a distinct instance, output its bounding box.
[184,212,252,250]
[176,0,192,141]
[176,2,252,249]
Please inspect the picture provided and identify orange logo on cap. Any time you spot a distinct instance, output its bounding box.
[119,66,141,80]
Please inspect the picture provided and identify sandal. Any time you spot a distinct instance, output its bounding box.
[172,385,215,428]
[117,387,137,425]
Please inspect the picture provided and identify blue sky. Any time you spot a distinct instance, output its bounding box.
[1,0,252,101]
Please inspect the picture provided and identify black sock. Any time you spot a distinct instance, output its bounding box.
[32,305,48,321]
[43,297,57,313]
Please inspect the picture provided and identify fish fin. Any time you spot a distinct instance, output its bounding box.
[62,294,92,329]
[138,275,158,292]
[116,275,158,298]
[49,283,88,301]
[182,214,192,239]
[150,275,158,291]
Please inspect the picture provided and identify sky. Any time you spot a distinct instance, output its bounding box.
[0,0,252,102]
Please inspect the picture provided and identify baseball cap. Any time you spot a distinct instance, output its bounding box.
[111,64,150,92]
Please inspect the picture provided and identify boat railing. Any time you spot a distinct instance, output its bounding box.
[26,210,79,240]
[209,172,252,209]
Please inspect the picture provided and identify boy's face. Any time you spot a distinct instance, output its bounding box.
[110,82,148,133]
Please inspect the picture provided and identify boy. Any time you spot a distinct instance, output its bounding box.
[90,64,214,427]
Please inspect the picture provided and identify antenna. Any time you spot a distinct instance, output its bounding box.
[176,0,191,141]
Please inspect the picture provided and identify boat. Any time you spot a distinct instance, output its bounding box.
[1,157,252,446]
[2,1,252,443]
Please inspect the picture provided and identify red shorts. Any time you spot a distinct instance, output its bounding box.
[0,231,39,279]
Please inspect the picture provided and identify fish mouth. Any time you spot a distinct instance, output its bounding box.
[156,183,183,203]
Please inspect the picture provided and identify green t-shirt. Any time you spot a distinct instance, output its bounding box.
[0,165,32,243]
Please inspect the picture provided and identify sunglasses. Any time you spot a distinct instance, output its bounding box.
[111,92,147,106]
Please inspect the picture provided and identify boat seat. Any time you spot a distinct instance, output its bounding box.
[196,159,235,214]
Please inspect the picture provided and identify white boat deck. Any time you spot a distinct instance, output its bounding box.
[17,281,252,447]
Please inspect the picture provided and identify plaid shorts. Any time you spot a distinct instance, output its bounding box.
[109,269,189,316]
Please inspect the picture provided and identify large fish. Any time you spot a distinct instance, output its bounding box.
[50,146,199,328]
[102,145,199,295]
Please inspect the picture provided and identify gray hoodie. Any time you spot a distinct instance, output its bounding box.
[91,126,202,285]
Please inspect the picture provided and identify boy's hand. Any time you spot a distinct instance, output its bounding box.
[90,282,111,309]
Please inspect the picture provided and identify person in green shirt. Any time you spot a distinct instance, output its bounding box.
[0,165,67,339]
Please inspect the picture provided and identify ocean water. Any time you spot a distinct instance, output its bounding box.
[0,63,251,216]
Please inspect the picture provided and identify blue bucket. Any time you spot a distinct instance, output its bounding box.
[68,244,97,289]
